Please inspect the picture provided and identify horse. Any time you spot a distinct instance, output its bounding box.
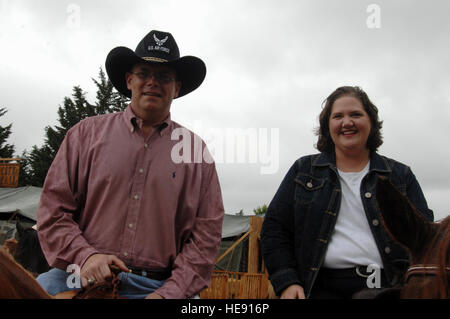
[12,221,50,276]
[0,246,123,299]
[371,176,450,299]
[0,246,52,299]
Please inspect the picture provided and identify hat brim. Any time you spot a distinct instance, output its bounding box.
[105,46,206,98]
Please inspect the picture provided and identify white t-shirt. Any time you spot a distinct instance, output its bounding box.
[323,162,384,269]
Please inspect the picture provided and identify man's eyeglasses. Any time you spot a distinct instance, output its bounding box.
[130,71,176,84]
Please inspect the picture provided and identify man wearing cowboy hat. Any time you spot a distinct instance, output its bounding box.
[36,30,224,299]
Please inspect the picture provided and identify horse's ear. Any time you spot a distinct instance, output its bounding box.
[375,176,434,256]
[16,220,25,237]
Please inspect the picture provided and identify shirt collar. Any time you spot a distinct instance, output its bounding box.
[124,104,171,136]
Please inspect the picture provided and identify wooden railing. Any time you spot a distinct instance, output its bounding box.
[201,216,278,299]
[200,270,269,299]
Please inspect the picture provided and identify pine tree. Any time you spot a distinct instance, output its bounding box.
[22,68,129,186]
[0,108,15,158]
[253,204,268,216]
[92,68,128,114]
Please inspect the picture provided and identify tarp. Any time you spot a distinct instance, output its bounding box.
[0,186,252,238]
[221,214,250,238]
[0,186,42,221]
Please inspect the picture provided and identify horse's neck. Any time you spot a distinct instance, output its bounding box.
[0,247,51,299]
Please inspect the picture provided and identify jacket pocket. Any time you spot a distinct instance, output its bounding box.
[294,173,325,205]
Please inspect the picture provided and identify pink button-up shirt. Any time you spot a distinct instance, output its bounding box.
[37,105,224,298]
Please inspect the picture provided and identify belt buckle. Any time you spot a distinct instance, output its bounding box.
[355,266,370,278]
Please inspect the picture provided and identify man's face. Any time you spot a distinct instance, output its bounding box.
[126,62,181,121]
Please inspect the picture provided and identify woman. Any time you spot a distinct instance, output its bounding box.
[260,86,433,299]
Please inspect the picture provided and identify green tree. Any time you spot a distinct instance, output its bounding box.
[17,151,33,187]
[0,108,15,158]
[253,204,268,216]
[22,68,129,186]
[92,68,129,115]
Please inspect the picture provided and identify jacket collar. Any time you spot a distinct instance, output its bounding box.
[313,151,391,173]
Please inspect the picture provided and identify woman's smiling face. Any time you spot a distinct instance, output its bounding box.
[329,95,372,156]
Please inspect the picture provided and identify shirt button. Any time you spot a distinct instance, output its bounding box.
[123,252,128,257]
[365,192,372,198]
[372,219,379,226]
[128,223,133,229]
[134,194,139,200]
[139,168,144,173]
[385,247,391,254]
[306,182,313,188]
[144,143,149,148]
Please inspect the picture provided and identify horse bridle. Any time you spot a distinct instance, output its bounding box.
[404,264,450,283]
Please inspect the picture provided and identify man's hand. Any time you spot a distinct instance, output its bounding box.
[280,284,306,299]
[81,253,129,287]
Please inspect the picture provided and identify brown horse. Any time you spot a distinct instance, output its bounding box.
[0,246,51,298]
[376,176,449,299]
[0,247,123,299]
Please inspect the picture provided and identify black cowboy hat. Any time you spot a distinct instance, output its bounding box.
[105,30,206,98]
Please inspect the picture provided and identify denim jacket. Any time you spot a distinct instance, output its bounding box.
[260,151,433,298]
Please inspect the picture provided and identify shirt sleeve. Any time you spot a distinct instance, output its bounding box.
[37,123,99,270]
[404,166,434,222]
[155,160,225,299]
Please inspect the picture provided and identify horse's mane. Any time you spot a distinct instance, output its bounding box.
[0,246,51,299]
[423,216,450,298]
[374,176,450,299]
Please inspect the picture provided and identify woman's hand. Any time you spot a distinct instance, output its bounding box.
[281,284,305,299]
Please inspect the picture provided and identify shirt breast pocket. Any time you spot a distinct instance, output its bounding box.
[294,174,325,205]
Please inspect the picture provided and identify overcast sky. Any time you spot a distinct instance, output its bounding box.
[1,0,449,220]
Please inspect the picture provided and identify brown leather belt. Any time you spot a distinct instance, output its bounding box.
[127,266,171,281]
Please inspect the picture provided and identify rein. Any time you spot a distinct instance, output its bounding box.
[405,264,450,283]
[72,273,122,299]
[65,265,124,299]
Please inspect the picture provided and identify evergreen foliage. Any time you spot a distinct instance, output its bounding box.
[20,68,128,186]
[0,108,15,158]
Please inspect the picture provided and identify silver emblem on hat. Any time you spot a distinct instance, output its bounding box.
[153,34,168,46]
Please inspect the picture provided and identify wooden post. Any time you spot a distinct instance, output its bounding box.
[248,216,264,273]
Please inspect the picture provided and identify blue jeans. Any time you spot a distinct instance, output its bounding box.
[36,268,165,299]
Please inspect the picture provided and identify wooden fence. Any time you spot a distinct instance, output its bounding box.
[200,270,269,299]
[200,216,278,299]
